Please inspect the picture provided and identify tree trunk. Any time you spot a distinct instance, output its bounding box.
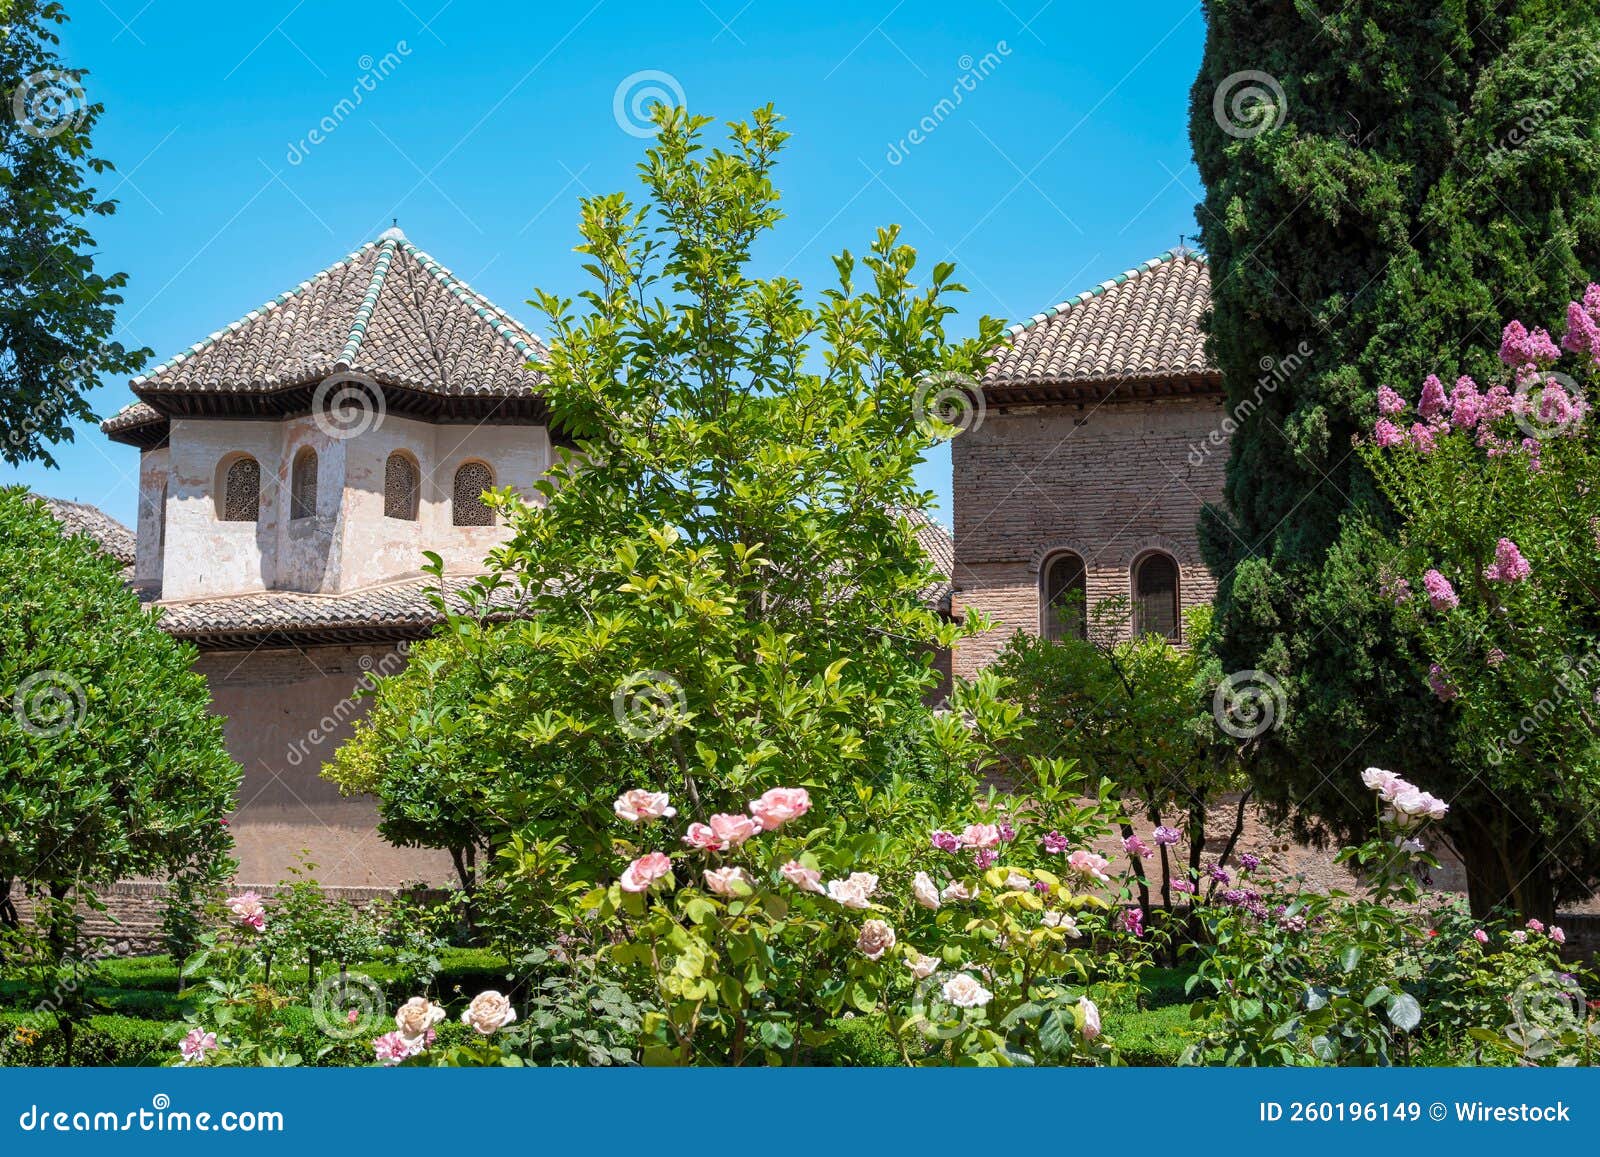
[1454,820,1556,924]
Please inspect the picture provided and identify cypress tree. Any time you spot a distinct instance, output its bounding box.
[1189,1,1600,914]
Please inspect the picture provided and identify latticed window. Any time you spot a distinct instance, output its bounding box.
[452,462,493,526]
[385,452,419,521]
[290,448,318,520]
[222,457,260,522]
[1042,552,1087,641]
[1133,552,1180,642]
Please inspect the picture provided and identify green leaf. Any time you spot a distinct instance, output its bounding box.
[1385,992,1421,1033]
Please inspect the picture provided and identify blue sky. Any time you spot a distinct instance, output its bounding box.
[2,0,1209,525]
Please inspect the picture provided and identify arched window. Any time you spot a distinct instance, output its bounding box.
[221,456,260,522]
[1133,552,1180,642]
[452,461,494,527]
[1041,552,1087,641]
[290,447,318,520]
[385,452,420,521]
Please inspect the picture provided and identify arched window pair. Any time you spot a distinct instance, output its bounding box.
[382,453,494,526]
[1040,550,1181,643]
[220,449,318,522]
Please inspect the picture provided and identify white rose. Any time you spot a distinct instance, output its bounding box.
[912,871,940,910]
[905,951,939,979]
[940,880,977,903]
[941,972,993,1009]
[826,872,879,909]
[1004,871,1030,891]
[460,990,518,1035]
[394,996,446,1043]
[1042,910,1081,937]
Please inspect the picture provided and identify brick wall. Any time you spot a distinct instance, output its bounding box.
[950,394,1228,679]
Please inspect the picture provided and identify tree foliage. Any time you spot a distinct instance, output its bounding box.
[0,1,148,465]
[0,488,239,960]
[1189,1,1600,904]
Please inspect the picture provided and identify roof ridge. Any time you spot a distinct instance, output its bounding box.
[334,237,400,369]
[1004,249,1208,340]
[396,240,546,362]
[132,242,379,387]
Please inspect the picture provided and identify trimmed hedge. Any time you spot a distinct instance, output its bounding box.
[1103,1004,1204,1066]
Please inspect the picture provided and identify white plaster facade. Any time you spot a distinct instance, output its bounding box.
[141,415,551,601]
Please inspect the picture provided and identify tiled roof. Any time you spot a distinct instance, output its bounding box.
[898,506,955,613]
[152,575,524,649]
[99,229,549,447]
[35,494,136,566]
[985,251,1218,392]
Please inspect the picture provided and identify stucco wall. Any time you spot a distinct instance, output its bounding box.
[950,395,1228,679]
[151,415,550,601]
[195,644,454,889]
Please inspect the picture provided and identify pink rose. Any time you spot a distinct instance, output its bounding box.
[1472,928,1489,944]
[1527,918,1545,933]
[620,851,673,893]
[856,919,896,960]
[1550,926,1566,945]
[1078,996,1101,1041]
[372,1030,420,1066]
[748,787,811,831]
[681,823,721,851]
[1066,850,1111,884]
[709,812,762,849]
[613,789,677,824]
[779,860,825,894]
[960,823,1001,849]
[703,866,754,897]
[179,1028,217,1064]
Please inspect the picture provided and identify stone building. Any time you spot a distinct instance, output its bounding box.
[100,228,552,890]
[951,250,1226,677]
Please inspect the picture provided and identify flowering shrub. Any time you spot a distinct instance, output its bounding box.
[1361,290,1600,916]
[576,753,1156,1066]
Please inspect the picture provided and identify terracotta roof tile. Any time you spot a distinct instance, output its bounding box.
[152,575,523,648]
[985,251,1217,390]
[35,494,136,566]
[106,229,547,411]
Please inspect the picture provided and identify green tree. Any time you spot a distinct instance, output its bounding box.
[1,0,148,465]
[993,602,1247,915]
[0,488,240,963]
[1189,1,1600,912]
[331,107,1034,948]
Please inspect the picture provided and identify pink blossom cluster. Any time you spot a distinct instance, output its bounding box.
[1483,537,1531,583]
[226,891,266,933]
[1562,285,1600,363]
[1422,569,1459,610]
[1427,663,1458,703]
[1360,767,1449,828]
[614,786,811,895]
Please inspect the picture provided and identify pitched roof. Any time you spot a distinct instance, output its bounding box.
[898,506,955,613]
[152,575,524,650]
[983,250,1219,401]
[35,495,136,566]
[103,229,548,443]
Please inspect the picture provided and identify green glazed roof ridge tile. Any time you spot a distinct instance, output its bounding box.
[334,238,399,370]
[397,240,548,358]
